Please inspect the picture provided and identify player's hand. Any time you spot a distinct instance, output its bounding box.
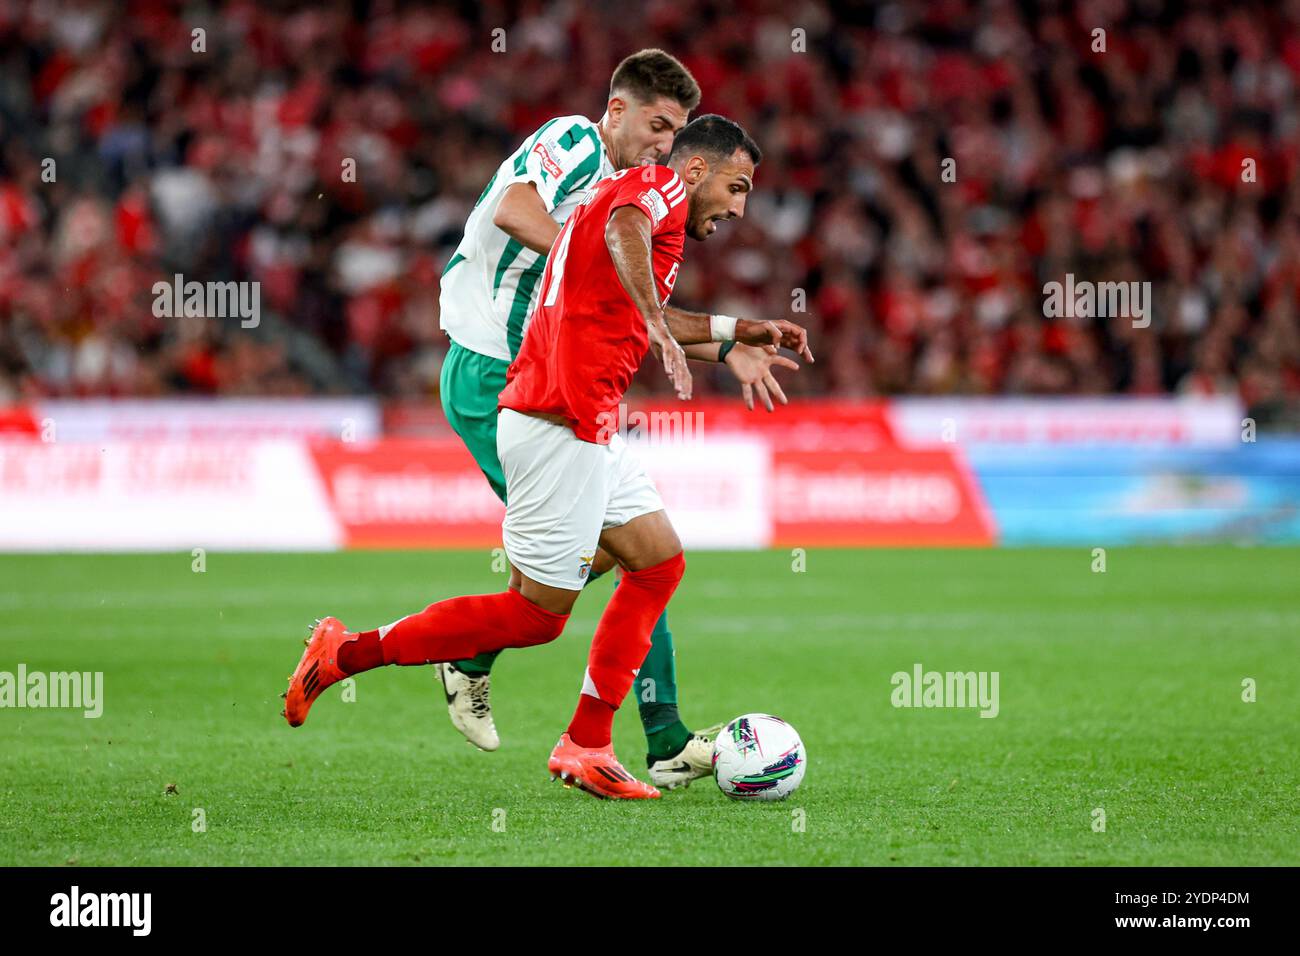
[723,342,800,412]
[661,335,693,400]
[735,319,815,363]
[650,318,693,400]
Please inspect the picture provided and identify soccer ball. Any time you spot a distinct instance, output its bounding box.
[712,713,806,801]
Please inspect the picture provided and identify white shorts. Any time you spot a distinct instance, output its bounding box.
[496,408,664,590]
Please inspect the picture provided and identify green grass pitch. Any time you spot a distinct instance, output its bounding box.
[1,547,1297,866]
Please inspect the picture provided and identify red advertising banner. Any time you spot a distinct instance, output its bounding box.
[770,447,995,546]
[615,398,898,451]
[0,406,39,437]
[308,439,505,548]
[307,435,774,550]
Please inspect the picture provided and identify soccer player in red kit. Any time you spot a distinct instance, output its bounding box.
[283,115,802,799]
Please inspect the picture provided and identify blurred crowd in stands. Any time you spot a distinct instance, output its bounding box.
[1,0,1299,419]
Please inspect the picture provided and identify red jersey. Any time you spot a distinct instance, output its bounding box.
[498,164,688,443]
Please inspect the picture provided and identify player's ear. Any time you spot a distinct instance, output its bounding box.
[683,155,709,185]
[606,95,626,127]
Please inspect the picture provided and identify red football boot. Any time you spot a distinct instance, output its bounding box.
[548,733,660,800]
[282,617,354,727]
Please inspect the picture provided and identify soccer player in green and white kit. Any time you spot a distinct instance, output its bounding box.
[436,49,812,788]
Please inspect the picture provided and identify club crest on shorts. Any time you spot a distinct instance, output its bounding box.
[578,552,594,579]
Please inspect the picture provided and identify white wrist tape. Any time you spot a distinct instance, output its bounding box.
[709,314,739,342]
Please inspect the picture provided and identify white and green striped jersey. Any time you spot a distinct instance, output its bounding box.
[440,115,614,362]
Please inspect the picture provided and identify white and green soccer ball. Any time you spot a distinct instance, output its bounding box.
[712,713,806,801]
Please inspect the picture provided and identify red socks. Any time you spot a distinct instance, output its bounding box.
[570,694,615,749]
[332,551,687,753]
[567,551,685,748]
[338,589,568,674]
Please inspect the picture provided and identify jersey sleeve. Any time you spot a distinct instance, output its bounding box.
[608,166,688,236]
[507,116,604,213]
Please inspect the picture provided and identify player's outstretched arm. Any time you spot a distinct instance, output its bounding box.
[666,306,816,362]
[605,206,692,399]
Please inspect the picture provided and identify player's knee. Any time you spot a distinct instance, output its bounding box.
[626,550,685,591]
[511,612,567,649]
[508,620,565,649]
[504,590,569,648]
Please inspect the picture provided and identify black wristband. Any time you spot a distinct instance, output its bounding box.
[718,340,737,363]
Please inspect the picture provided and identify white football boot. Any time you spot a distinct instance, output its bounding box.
[433,663,500,751]
[648,726,723,790]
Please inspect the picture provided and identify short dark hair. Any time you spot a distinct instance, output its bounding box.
[668,114,762,166]
[609,49,701,111]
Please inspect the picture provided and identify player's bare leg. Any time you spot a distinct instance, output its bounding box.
[547,509,685,800]
[479,567,654,801]
[577,546,718,789]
